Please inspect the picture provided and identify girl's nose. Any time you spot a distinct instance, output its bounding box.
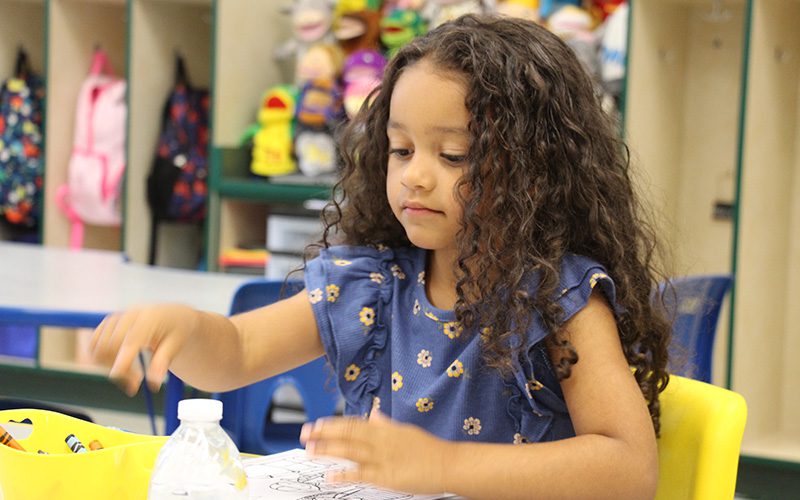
[401,153,435,191]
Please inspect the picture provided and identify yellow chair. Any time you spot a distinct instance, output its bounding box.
[656,375,747,500]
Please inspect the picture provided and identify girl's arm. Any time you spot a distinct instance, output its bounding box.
[440,291,658,499]
[91,289,323,395]
[302,291,658,500]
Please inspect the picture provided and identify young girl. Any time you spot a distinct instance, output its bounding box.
[92,14,671,499]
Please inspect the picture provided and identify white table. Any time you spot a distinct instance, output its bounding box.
[0,241,251,432]
[0,241,248,326]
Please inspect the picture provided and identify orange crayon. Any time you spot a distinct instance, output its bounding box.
[0,424,25,451]
[88,439,104,451]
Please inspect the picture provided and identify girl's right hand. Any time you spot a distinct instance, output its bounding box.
[90,304,199,396]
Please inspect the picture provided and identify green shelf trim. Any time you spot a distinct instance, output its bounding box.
[203,0,219,268]
[727,0,754,391]
[39,0,50,244]
[217,179,332,203]
[121,0,133,255]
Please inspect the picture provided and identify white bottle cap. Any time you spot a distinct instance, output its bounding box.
[177,398,223,422]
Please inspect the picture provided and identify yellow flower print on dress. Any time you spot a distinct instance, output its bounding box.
[326,284,340,302]
[463,417,482,435]
[416,398,434,413]
[391,371,404,391]
[417,349,432,368]
[424,311,439,322]
[344,364,360,381]
[442,321,462,339]
[308,288,323,304]
[418,271,425,285]
[447,359,464,378]
[589,272,609,289]
[370,272,384,284]
[359,307,375,326]
[391,264,406,279]
[413,299,421,315]
[513,433,529,445]
[333,259,352,266]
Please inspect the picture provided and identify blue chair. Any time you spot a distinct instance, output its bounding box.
[165,279,340,454]
[658,274,733,383]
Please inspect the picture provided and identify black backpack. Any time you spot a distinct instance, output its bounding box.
[146,55,210,265]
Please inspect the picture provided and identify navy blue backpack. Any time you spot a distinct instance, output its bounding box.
[146,55,209,265]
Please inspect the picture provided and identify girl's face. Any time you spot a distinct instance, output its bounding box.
[386,59,470,256]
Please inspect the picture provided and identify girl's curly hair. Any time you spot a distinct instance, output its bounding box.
[311,14,671,433]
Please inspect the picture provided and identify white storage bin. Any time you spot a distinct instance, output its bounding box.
[266,215,323,254]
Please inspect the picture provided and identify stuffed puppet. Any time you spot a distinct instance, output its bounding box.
[294,78,345,176]
[295,43,345,85]
[275,0,336,64]
[380,9,427,57]
[342,49,387,117]
[250,85,299,177]
[334,9,382,54]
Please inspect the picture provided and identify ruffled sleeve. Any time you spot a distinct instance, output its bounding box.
[304,245,398,415]
[511,254,623,442]
[555,254,621,325]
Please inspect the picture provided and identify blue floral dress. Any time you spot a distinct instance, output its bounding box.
[304,245,618,444]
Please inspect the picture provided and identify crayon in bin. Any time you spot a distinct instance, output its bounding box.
[65,434,87,453]
[88,439,104,451]
[0,424,25,451]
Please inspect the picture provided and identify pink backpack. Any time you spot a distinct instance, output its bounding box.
[56,49,126,249]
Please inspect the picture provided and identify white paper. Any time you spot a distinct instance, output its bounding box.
[1,421,33,440]
[244,448,453,500]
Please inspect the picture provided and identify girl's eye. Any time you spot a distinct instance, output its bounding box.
[389,148,412,159]
[441,153,466,164]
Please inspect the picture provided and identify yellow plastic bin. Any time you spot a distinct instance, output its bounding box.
[0,409,167,499]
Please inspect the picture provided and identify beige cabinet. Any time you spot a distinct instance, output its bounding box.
[628,0,800,466]
[734,0,800,465]
[2,0,323,268]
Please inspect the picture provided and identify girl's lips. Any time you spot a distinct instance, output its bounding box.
[403,205,442,216]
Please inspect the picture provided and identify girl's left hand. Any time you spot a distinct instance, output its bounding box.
[299,411,451,494]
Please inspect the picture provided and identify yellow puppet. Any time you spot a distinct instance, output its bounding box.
[251,85,298,177]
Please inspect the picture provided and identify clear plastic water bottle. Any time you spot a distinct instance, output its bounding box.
[148,399,248,500]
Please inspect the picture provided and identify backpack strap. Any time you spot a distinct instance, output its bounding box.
[89,47,113,76]
[55,185,85,250]
[175,52,188,87]
[14,47,30,80]
[148,212,159,265]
